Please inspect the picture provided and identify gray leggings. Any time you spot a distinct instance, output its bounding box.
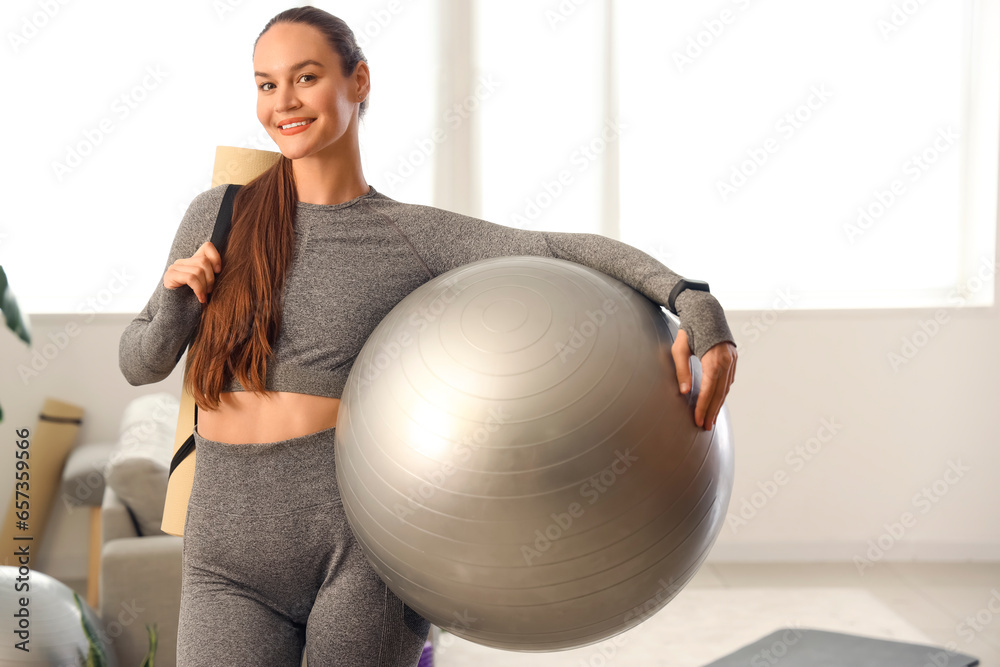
[176,424,430,666]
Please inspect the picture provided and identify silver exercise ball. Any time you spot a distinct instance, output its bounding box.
[334,255,734,652]
[0,566,118,666]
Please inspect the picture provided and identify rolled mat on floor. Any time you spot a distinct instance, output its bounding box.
[1,398,84,569]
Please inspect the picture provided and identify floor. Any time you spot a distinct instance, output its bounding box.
[429,562,1000,666]
[698,561,1000,665]
[62,561,1000,666]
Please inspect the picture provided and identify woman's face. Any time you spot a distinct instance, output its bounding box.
[253,22,368,160]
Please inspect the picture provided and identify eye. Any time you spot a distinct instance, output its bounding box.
[258,74,315,92]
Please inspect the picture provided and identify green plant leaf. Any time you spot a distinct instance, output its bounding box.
[140,622,159,666]
[0,265,31,346]
[73,591,107,667]
[0,265,32,423]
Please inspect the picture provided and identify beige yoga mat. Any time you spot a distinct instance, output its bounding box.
[161,145,281,537]
[1,397,84,569]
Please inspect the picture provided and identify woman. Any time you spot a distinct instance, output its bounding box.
[119,6,738,666]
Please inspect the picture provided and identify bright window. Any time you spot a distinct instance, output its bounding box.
[5,0,995,315]
[2,0,438,315]
[473,0,998,310]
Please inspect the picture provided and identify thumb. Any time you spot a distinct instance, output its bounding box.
[672,328,693,394]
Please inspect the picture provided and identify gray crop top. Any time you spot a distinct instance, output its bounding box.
[118,184,736,398]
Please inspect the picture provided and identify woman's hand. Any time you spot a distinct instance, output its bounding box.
[163,241,223,304]
[672,330,737,431]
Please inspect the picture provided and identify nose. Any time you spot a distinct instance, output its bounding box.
[274,86,301,115]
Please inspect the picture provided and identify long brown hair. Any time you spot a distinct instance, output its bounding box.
[184,6,369,410]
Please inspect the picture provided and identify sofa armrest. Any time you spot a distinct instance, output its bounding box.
[101,486,139,543]
[100,534,183,667]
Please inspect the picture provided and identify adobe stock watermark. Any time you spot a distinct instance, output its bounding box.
[391,404,512,521]
[354,274,464,391]
[509,117,627,230]
[636,239,676,268]
[853,458,971,575]
[544,0,594,30]
[911,587,1000,665]
[429,608,479,660]
[17,268,134,385]
[672,0,757,74]
[220,0,413,38]
[554,292,626,362]
[521,447,639,565]
[61,395,178,511]
[354,0,414,49]
[715,84,833,202]
[174,124,275,218]
[570,576,686,667]
[213,0,248,20]
[737,287,797,360]
[748,625,811,666]
[886,254,996,373]
[7,0,72,54]
[16,592,151,658]
[92,599,148,652]
[727,416,843,535]
[623,572,685,625]
[843,126,958,245]
[948,588,1000,649]
[381,74,501,193]
[877,0,933,41]
[52,65,168,182]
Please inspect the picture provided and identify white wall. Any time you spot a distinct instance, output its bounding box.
[2,241,997,582]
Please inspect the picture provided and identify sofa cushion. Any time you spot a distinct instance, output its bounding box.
[61,441,117,508]
[105,392,179,537]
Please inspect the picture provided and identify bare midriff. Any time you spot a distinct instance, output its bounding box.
[196,391,341,445]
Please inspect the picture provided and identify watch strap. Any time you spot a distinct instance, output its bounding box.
[667,278,710,316]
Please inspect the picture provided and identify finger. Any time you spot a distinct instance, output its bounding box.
[704,374,726,431]
[164,263,193,289]
[199,258,217,297]
[186,251,219,297]
[708,356,736,430]
[694,361,717,428]
[200,241,223,274]
[672,331,692,394]
[183,268,209,303]
[169,264,209,303]
[698,351,729,430]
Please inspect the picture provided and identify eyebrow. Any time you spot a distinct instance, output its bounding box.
[254,59,325,78]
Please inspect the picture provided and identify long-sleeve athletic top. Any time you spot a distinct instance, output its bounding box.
[119,184,736,398]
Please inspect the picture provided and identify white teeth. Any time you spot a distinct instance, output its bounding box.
[280,119,313,129]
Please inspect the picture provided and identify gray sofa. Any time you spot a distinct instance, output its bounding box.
[60,391,188,666]
[100,485,184,666]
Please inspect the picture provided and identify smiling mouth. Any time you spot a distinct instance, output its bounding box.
[279,119,315,130]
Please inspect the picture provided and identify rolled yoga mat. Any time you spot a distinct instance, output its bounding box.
[1,397,84,570]
[160,145,281,537]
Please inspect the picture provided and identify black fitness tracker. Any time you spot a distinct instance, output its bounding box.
[667,278,710,315]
